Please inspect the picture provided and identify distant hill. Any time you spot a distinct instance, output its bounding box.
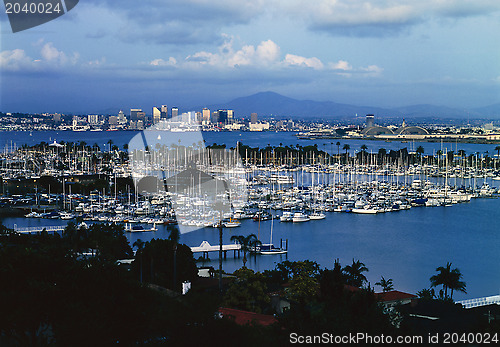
[194,91,499,119]
[199,91,396,119]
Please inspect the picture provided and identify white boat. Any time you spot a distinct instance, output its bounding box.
[352,206,379,214]
[223,219,241,228]
[59,212,75,220]
[280,211,293,222]
[260,215,287,255]
[124,223,157,232]
[309,212,326,220]
[292,212,310,222]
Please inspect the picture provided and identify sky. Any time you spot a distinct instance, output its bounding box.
[1,0,500,114]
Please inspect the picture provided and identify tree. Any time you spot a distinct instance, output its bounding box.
[342,144,350,163]
[276,260,320,304]
[343,259,369,288]
[430,262,466,300]
[375,276,394,292]
[168,225,181,290]
[230,234,262,267]
[223,267,270,313]
[133,239,145,283]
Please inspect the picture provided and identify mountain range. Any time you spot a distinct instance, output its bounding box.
[196,91,500,119]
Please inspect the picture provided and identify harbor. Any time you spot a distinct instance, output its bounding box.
[1,131,500,300]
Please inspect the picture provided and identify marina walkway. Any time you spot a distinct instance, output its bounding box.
[190,241,242,259]
[13,225,66,234]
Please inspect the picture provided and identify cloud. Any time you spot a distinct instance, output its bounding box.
[152,36,382,79]
[283,54,323,69]
[150,57,177,67]
[280,0,500,36]
[329,60,352,71]
[0,49,33,72]
[0,42,84,72]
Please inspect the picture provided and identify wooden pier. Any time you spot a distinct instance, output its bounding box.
[190,241,242,259]
[13,225,66,234]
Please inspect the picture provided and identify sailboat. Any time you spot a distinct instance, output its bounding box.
[259,215,287,255]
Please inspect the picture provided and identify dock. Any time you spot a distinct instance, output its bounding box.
[190,241,242,259]
[13,225,66,234]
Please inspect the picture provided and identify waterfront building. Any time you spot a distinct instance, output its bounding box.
[202,108,210,123]
[171,107,179,119]
[117,110,127,124]
[161,105,168,119]
[366,114,374,128]
[249,122,270,131]
[130,109,142,122]
[108,116,118,126]
[87,114,99,125]
[152,107,161,124]
[251,112,258,124]
[218,110,228,124]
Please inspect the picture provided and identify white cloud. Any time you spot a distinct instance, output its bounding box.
[150,57,177,66]
[329,60,352,71]
[0,42,86,72]
[0,49,33,72]
[283,54,324,69]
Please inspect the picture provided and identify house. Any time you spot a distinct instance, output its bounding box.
[216,307,277,326]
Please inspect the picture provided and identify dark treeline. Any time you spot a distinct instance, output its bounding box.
[1,221,496,346]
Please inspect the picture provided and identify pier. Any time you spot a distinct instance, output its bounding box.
[190,241,242,259]
[13,224,66,234]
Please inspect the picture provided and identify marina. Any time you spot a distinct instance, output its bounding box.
[1,131,500,301]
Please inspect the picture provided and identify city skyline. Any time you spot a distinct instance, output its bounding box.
[1,1,500,113]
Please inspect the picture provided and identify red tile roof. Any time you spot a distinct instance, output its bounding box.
[218,307,278,326]
[377,290,417,302]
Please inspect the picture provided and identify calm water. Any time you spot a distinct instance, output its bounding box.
[1,130,499,156]
[1,130,500,300]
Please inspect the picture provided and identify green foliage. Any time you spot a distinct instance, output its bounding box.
[430,262,466,300]
[131,238,198,290]
[223,267,270,313]
[342,259,369,288]
[375,276,394,292]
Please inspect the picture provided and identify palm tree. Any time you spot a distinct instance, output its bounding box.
[430,262,466,300]
[448,267,467,299]
[375,276,394,292]
[133,239,145,283]
[495,146,500,168]
[342,259,369,288]
[168,226,180,290]
[230,234,262,267]
[336,142,341,159]
[342,144,350,164]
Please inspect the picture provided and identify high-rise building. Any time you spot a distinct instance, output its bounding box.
[202,108,210,123]
[109,116,118,126]
[366,114,375,128]
[161,105,168,119]
[251,113,258,124]
[171,107,179,119]
[152,107,161,124]
[130,109,142,122]
[217,110,228,124]
[211,111,219,124]
[117,110,127,124]
[87,114,99,124]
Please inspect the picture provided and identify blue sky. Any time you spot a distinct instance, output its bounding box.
[1,0,500,114]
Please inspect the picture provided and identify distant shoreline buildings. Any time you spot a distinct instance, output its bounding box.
[1,108,500,143]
